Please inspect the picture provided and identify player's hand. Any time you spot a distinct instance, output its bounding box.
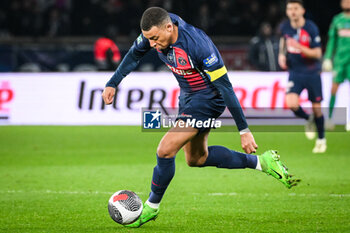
[287,38,301,49]
[278,53,288,70]
[240,132,258,154]
[102,86,116,105]
[322,59,333,72]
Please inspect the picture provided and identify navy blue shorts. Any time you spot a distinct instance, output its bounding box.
[176,93,226,134]
[287,72,323,103]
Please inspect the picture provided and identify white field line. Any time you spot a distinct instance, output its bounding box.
[1,190,350,197]
[204,192,350,197]
[1,190,117,195]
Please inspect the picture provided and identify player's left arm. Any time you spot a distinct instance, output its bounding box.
[191,32,257,153]
[209,71,258,153]
[323,17,337,71]
[297,44,322,59]
[324,17,337,60]
[278,22,288,70]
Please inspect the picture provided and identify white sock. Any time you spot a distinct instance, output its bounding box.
[255,156,262,171]
[146,200,160,209]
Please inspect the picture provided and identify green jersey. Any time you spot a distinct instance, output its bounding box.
[324,12,350,65]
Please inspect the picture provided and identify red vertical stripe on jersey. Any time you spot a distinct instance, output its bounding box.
[298,29,310,48]
[299,29,310,58]
[173,47,192,69]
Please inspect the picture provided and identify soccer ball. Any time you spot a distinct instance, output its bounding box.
[108,190,143,225]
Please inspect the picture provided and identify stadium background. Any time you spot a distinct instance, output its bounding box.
[0,0,344,72]
[1,1,350,232]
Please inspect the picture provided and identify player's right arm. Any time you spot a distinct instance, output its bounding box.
[323,17,337,71]
[103,34,151,104]
[278,37,288,70]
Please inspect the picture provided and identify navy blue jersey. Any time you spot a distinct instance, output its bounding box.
[106,13,248,131]
[133,13,226,97]
[280,19,322,74]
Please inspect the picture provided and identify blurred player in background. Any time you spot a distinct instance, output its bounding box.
[103,7,300,228]
[278,0,326,153]
[323,0,350,131]
[94,37,121,71]
[249,22,281,71]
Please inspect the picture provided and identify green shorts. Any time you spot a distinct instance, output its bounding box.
[333,63,350,83]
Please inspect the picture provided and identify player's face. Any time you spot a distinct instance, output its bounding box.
[142,23,173,50]
[341,0,350,11]
[286,3,305,21]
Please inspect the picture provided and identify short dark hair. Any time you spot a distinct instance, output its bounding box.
[140,7,170,31]
[286,0,304,7]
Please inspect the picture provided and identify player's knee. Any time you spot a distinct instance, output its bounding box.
[286,95,299,110]
[287,102,299,111]
[185,153,208,167]
[331,83,339,94]
[186,158,201,167]
[157,146,176,158]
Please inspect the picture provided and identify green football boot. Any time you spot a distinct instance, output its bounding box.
[259,150,301,189]
[124,202,159,228]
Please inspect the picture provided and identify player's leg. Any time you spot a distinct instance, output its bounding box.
[182,129,210,167]
[328,65,347,129]
[286,92,315,139]
[183,129,258,169]
[312,102,325,138]
[327,66,343,130]
[328,82,340,120]
[286,80,310,120]
[307,74,326,153]
[183,130,299,188]
[148,125,198,204]
[286,92,307,117]
[286,74,310,121]
[126,123,198,228]
[312,102,327,153]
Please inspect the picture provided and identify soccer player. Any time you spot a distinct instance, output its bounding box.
[103,7,300,228]
[323,0,350,131]
[278,0,326,153]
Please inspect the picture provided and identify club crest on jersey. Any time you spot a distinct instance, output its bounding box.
[203,53,218,68]
[300,35,309,43]
[167,52,175,64]
[178,57,187,66]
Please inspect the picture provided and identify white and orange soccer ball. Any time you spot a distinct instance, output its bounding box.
[108,190,143,225]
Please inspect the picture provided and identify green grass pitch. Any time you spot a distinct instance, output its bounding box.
[0,126,350,232]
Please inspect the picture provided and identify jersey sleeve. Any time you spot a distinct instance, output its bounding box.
[132,33,152,58]
[106,34,151,88]
[190,30,249,131]
[309,22,321,48]
[190,30,227,81]
[324,17,337,60]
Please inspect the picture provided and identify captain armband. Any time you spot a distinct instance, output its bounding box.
[205,66,228,82]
